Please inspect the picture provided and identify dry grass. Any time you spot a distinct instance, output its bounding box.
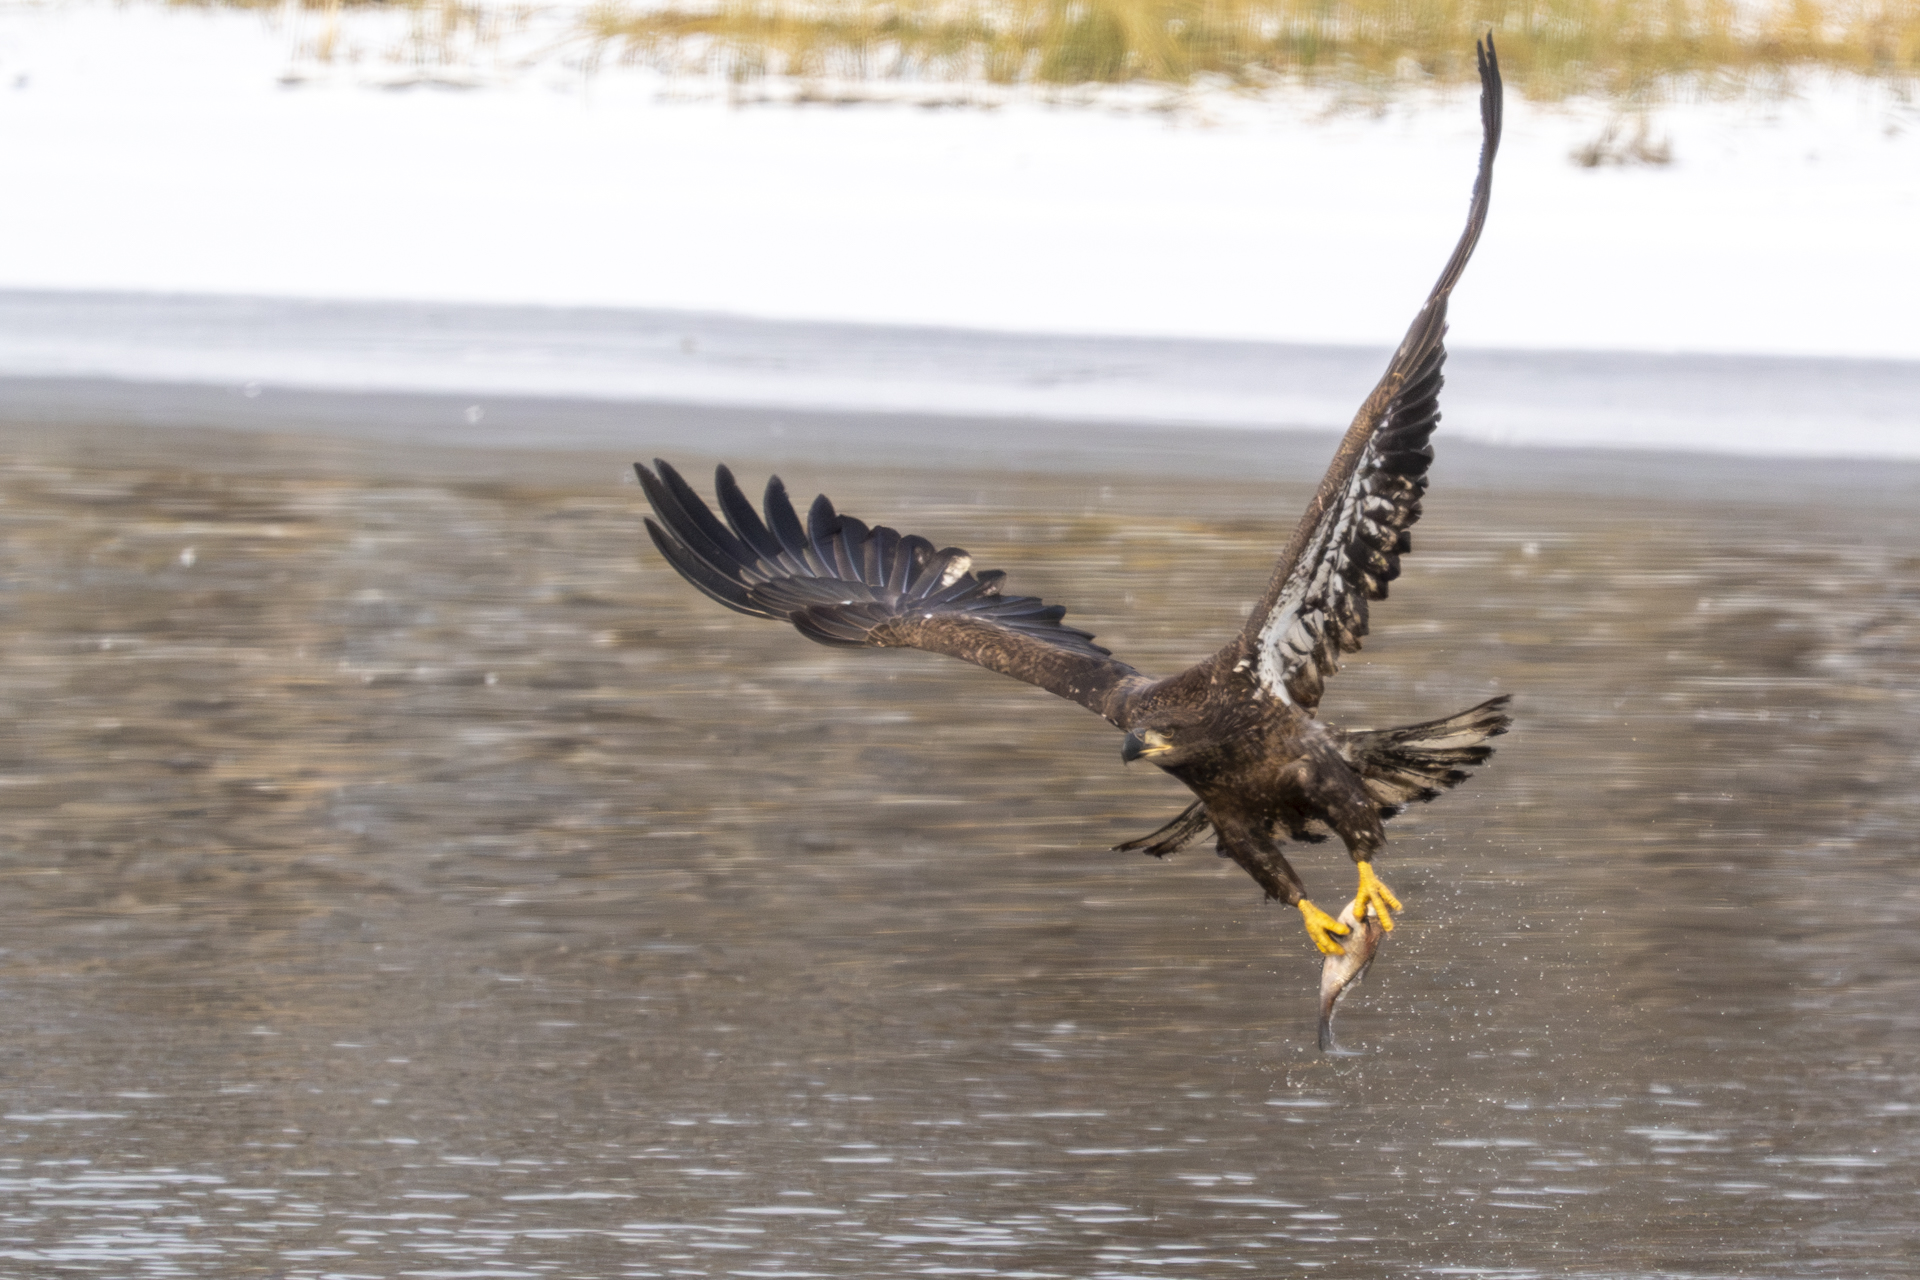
[586,0,1920,98]
[171,0,518,71]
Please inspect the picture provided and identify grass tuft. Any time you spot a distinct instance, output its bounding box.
[585,0,1920,99]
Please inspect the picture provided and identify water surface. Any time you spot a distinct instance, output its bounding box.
[0,409,1915,1278]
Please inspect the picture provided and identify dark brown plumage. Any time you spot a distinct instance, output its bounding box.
[639,37,1511,961]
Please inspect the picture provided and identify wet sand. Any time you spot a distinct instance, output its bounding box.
[1,384,1917,1277]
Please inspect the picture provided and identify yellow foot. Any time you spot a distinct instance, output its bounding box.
[1350,860,1403,932]
[1298,898,1351,956]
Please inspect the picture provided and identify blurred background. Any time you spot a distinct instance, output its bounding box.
[0,2,1917,1277]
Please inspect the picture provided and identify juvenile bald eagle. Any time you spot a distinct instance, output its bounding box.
[639,38,1510,958]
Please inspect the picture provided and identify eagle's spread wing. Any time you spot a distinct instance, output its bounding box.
[639,460,1148,725]
[1243,36,1503,712]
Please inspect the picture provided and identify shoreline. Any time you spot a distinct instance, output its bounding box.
[7,291,1916,461]
[5,373,1918,508]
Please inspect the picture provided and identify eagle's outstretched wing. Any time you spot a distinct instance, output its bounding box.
[1243,36,1503,712]
[639,460,1149,725]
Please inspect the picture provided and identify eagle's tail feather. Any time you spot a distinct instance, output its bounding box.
[1338,695,1512,816]
[1113,801,1212,857]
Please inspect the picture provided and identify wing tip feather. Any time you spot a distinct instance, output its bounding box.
[638,461,1127,691]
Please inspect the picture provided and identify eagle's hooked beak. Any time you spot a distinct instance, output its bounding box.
[1121,729,1174,764]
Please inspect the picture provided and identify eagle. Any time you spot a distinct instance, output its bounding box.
[638,37,1510,960]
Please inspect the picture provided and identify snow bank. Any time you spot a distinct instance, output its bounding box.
[0,0,1915,363]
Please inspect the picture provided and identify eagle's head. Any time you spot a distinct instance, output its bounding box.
[1120,720,1199,766]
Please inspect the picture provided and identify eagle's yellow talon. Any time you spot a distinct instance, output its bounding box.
[1352,860,1402,932]
[1298,898,1350,956]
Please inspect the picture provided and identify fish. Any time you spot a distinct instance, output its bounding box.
[1317,900,1387,1054]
